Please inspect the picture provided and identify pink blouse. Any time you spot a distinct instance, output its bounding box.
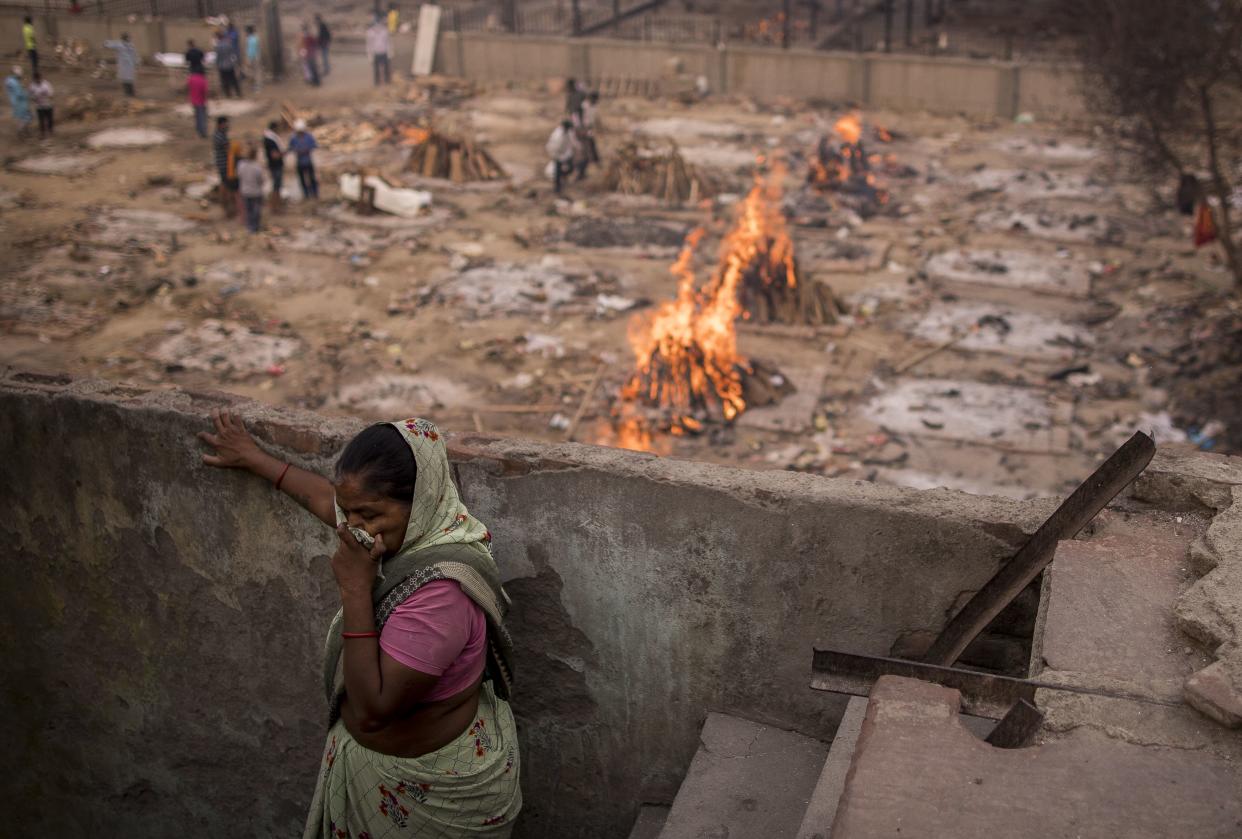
[379,580,487,703]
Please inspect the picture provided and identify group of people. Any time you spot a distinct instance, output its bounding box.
[298,14,332,87]
[211,116,319,233]
[8,21,140,137]
[545,77,601,194]
[5,65,53,138]
[212,22,263,98]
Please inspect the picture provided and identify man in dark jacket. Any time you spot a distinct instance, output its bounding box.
[316,14,332,76]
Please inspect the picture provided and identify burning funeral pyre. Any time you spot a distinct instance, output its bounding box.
[609,165,833,449]
[807,112,912,217]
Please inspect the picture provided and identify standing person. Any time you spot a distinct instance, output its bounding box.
[29,71,52,138]
[215,30,241,98]
[366,15,391,87]
[545,118,578,196]
[197,412,521,839]
[6,66,31,138]
[263,121,285,210]
[315,14,332,77]
[185,39,205,75]
[300,25,320,87]
[104,33,138,97]
[213,116,242,218]
[226,21,241,54]
[387,3,399,35]
[22,17,37,76]
[187,67,208,138]
[237,145,266,233]
[564,76,585,117]
[288,119,319,200]
[581,91,600,166]
[244,25,262,91]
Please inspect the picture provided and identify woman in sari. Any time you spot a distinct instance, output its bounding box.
[200,409,521,837]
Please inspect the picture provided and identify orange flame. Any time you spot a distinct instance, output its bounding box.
[834,112,862,145]
[611,166,798,446]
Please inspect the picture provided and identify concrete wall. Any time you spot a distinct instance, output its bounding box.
[435,30,1085,119]
[0,14,237,61]
[0,373,1056,838]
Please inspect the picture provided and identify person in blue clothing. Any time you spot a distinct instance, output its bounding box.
[288,119,319,199]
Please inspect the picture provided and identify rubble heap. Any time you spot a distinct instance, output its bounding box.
[602,142,722,206]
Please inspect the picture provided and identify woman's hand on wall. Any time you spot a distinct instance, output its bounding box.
[199,408,263,469]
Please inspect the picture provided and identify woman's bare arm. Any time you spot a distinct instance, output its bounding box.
[198,407,337,527]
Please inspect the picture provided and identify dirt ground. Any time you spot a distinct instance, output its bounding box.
[2,46,1236,500]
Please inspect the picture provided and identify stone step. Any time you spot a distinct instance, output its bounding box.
[627,805,670,839]
[658,712,830,839]
[794,697,868,839]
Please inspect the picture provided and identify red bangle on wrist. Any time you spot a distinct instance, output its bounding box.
[342,631,380,640]
[274,462,291,491]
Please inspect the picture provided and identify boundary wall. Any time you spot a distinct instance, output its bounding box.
[433,30,1085,119]
[0,13,1082,119]
[1,373,1060,837]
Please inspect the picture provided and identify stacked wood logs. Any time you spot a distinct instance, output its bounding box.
[602,142,721,205]
[405,130,506,182]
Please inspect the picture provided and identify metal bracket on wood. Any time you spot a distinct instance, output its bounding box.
[921,431,1155,666]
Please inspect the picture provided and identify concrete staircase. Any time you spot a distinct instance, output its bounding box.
[628,706,867,839]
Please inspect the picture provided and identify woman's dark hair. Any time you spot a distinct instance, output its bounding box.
[335,424,416,502]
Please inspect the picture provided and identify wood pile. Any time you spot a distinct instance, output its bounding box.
[405,129,506,182]
[602,142,721,206]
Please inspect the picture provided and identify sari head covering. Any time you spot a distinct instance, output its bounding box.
[322,418,514,719]
[333,417,492,562]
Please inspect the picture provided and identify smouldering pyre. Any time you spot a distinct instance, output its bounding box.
[609,163,835,450]
[808,112,912,216]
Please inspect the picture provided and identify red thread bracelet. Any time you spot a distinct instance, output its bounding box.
[342,631,380,640]
[274,462,291,491]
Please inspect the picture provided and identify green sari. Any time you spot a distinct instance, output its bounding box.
[303,418,521,838]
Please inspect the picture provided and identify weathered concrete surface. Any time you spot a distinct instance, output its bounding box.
[1175,486,1242,728]
[1130,446,1242,513]
[829,676,1242,839]
[659,713,828,839]
[795,696,867,839]
[626,805,669,839]
[0,373,1054,838]
[1033,514,1207,703]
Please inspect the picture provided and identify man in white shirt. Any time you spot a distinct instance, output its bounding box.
[545,119,579,195]
[366,15,392,86]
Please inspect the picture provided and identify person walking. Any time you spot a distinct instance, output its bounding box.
[213,116,242,218]
[29,71,52,138]
[104,33,138,97]
[198,413,521,839]
[244,25,262,91]
[288,119,319,200]
[300,25,320,87]
[263,121,285,211]
[545,118,578,195]
[22,17,37,76]
[187,67,208,138]
[6,66,32,138]
[315,14,332,77]
[580,91,600,166]
[215,30,241,98]
[185,39,205,75]
[366,15,391,87]
[237,145,266,233]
